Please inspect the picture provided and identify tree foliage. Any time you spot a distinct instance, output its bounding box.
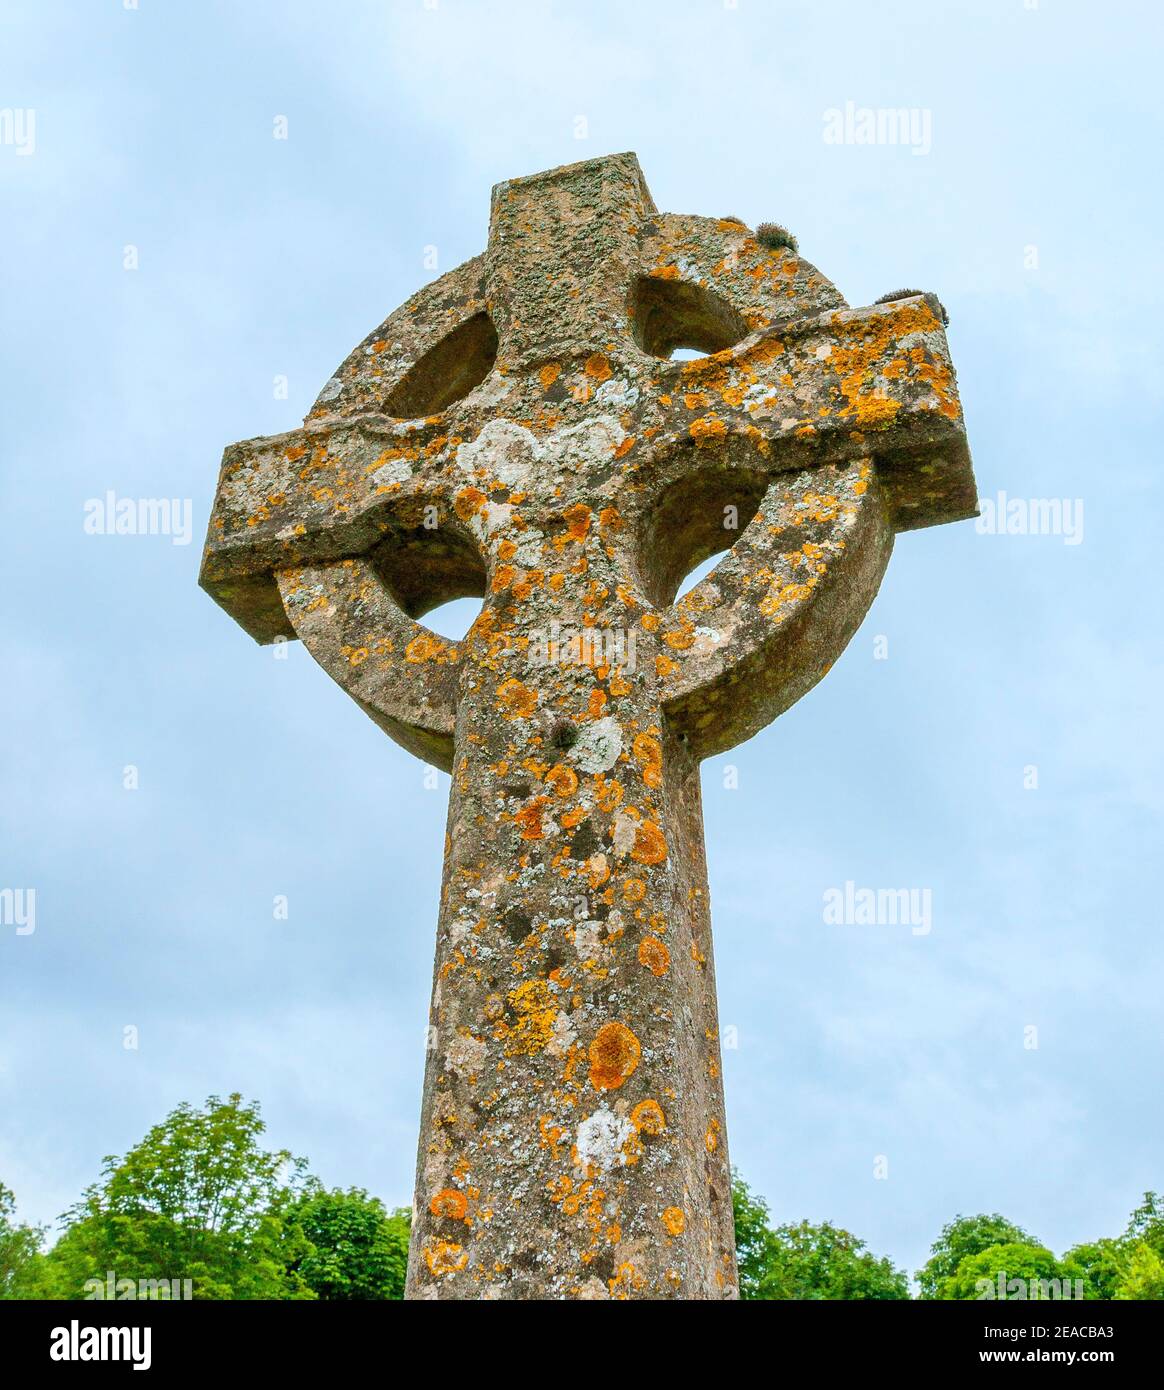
[915,1213,1034,1300]
[732,1173,909,1299]
[288,1186,409,1300]
[939,1241,1068,1300]
[0,1182,45,1300]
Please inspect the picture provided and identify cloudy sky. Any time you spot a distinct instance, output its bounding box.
[2,0,1160,1283]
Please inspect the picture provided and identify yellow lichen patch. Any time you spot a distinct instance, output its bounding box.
[429,1188,468,1221]
[594,775,623,813]
[662,622,696,650]
[609,1261,646,1299]
[705,1119,721,1154]
[539,362,562,389]
[584,353,612,383]
[499,979,558,1057]
[424,1241,468,1277]
[496,677,537,719]
[655,654,678,679]
[491,564,516,593]
[405,631,454,664]
[662,1206,686,1236]
[631,1099,666,1136]
[588,1021,641,1091]
[632,733,662,789]
[638,936,670,977]
[690,414,728,444]
[546,764,579,799]
[631,821,668,865]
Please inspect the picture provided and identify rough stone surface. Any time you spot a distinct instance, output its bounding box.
[200,152,977,1300]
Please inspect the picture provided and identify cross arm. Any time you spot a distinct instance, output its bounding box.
[199,414,456,643]
[645,293,976,533]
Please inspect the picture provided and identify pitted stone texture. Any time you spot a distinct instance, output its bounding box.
[201,152,977,1300]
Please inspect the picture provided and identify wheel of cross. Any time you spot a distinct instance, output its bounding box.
[200,153,977,1300]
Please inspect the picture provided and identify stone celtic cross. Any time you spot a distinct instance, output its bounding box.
[200,153,976,1300]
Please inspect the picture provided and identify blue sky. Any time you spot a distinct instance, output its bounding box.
[1,0,1161,1284]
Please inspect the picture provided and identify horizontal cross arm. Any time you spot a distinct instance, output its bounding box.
[200,416,456,642]
[644,295,976,532]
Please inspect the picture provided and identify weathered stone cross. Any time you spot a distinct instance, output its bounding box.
[201,153,976,1300]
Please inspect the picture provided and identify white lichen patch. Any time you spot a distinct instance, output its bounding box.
[545,1009,577,1059]
[372,457,413,486]
[575,1107,633,1174]
[611,810,638,858]
[456,419,543,487]
[445,1030,487,1079]
[547,414,625,474]
[570,715,622,773]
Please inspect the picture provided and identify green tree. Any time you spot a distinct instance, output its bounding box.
[288,1187,410,1300]
[731,1173,908,1299]
[731,1173,776,1300]
[916,1213,1034,1300]
[0,1183,45,1299]
[1114,1244,1164,1300]
[1062,1238,1127,1300]
[941,1241,1070,1300]
[41,1093,312,1300]
[1124,1192,1164,1258]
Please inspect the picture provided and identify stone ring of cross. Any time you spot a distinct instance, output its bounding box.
[201,153,976,1300]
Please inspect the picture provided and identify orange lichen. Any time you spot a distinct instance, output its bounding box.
[584,353,612,382]
[563,502,592,541]
[496,678,537,719]
[546,764,579,799]
[588,1021,641,1090]
[513,796,550,840]
[405,631,454,664]
[662,1206,686,1236]
[638,936,670,977]
[690,414,728,443]
[631,821,667,865]
[631,1099,666,1136]
[539,362,562,389]
[454,485,487,520]
[429,1188,468,1221]
[424,1241,468,1277]
[632,733,662,788]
